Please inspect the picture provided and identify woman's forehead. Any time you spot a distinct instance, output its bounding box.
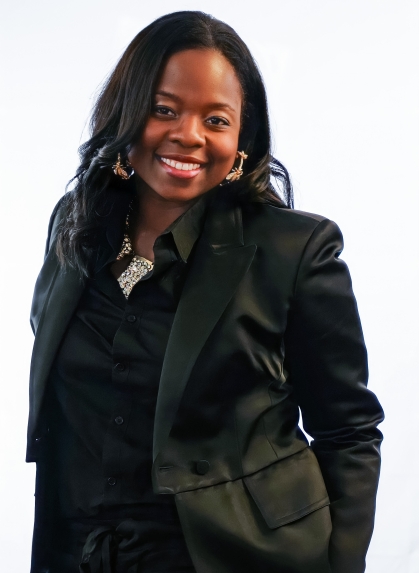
[155,49,242,111]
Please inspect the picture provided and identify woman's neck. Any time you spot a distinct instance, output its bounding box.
[130,178,198,261]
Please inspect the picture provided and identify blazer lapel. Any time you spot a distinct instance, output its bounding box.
[153,193,257,461]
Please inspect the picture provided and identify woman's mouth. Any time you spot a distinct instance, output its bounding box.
[157,155,204,179]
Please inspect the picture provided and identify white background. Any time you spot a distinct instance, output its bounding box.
[1,1,418,571]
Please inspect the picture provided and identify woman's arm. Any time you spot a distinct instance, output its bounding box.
[284,218,384,573]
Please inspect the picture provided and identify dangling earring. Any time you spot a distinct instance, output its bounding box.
[112,153,134,180]
[223,150,248,183]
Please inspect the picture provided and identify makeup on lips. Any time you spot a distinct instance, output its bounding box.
[157,154,205,179]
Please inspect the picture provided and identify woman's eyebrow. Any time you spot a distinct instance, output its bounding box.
[155,90,236,112]
[155,90,181,101]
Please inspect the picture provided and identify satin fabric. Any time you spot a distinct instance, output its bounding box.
[28,187,384,573]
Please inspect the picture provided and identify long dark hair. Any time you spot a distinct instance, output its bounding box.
[57,11,294,277]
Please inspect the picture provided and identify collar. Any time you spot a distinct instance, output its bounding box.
[102,184,244,269]
[162,190,212,263]
[103,186,214,267]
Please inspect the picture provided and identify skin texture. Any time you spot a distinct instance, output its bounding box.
[123,48,243,264]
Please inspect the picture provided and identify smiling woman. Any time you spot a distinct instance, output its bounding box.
[130,49,242,193]
[54,11,291,278]
[27,10,383,573]
[125,49,243,260]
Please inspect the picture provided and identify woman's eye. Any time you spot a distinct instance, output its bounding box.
[154,106,175,116]
[206,116,229,126]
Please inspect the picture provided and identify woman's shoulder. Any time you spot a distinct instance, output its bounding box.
[242,200,337,244]
[45,193,69,239]
[241,201,346,280]
[47,192,72,223]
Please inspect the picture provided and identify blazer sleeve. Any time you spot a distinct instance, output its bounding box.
[43,195,66,260]
[29,196,66,335]
[284,218,384,573]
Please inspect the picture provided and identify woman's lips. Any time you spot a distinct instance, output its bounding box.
[157,155,204,179]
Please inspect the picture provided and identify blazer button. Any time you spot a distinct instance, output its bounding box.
[195,460,210,475]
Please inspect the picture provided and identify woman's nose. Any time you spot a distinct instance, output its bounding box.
[168,115,205,148]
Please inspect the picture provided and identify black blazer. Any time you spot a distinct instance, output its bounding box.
[27,188,384,573]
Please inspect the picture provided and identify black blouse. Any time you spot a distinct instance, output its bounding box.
[45,194,210,572]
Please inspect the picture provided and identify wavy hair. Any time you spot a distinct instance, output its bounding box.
[57,11,293,276]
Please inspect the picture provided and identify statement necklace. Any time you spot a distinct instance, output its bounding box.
[116,210,154,299]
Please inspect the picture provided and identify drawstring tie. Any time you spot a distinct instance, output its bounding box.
[79,519,148,573]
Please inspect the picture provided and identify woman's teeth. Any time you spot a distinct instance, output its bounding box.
[160,157,201,171]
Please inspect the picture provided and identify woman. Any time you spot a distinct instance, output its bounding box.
[27,10,384,573]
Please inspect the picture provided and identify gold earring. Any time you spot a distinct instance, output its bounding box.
[225,150,248,182]
[112,153,134,180]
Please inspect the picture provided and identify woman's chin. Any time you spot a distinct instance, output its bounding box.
[136,177,212,204]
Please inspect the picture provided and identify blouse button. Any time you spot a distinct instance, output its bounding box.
[107,477,117,486]
[114,416,124,425]
[126,315,136,323]
[115,363,125,372]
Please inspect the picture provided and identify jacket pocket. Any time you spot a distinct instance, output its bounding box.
[242,447,330,529]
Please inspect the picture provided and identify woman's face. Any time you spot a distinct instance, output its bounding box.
[128,48,243,204]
